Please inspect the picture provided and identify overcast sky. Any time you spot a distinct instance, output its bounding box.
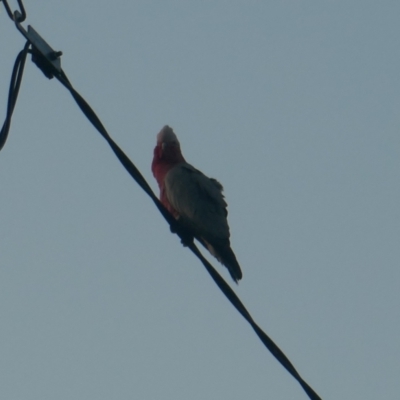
[1,1,399,399]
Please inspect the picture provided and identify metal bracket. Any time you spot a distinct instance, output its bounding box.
[15,15,62,79]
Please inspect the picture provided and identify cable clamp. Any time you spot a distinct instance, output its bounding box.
[18,24,62,79]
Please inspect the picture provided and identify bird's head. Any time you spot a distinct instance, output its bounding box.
[153,125,185,163]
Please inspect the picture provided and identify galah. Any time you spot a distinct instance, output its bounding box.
[151,125,242,283]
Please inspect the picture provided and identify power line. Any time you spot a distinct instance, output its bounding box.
[0,2,322,399]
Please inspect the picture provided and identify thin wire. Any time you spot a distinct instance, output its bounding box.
[0,41,30,151]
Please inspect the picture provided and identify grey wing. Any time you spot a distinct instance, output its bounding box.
[164,163,230,241]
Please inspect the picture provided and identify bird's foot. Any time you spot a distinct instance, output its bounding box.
[180,234,194,247]
[170,221,193,247]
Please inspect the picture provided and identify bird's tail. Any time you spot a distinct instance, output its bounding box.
[219,244,243,283]
[202,240,243,283]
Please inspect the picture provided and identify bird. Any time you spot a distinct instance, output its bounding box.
[151,125,242,283]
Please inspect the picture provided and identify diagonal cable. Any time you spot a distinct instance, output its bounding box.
[52,67,322,400]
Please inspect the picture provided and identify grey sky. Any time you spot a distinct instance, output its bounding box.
[1,1,399,399]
